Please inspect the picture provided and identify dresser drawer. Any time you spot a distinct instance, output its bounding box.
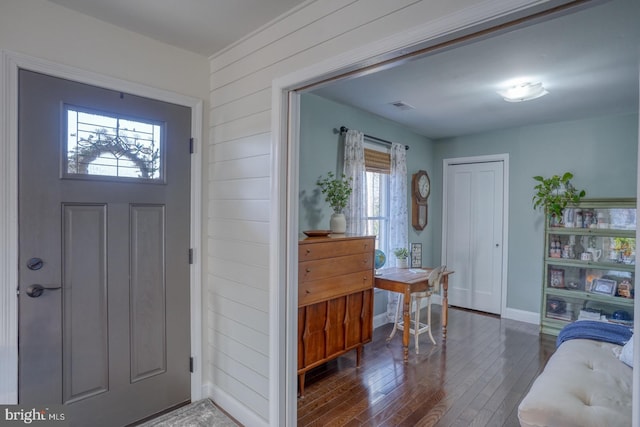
[299,238,373,261]
[299,253,373,283]
[298,271,373,306]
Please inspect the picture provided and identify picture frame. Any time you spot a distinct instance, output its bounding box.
[410,243,422,268]
[548,268,565,288]
[591,278,617,296]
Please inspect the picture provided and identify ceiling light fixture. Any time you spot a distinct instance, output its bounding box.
[497,81,549,102]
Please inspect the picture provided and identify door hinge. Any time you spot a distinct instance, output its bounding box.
[188,248,194,264]
[189,357,194,373]
[189,137,194,154]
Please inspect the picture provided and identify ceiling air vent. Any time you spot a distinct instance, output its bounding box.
[389,101,415,111]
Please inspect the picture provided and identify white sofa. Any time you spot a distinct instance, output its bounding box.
[518,338,632,427]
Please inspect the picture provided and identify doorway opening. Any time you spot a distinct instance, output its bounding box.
[277,0,640,424]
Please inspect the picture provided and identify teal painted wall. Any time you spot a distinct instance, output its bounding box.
[299,93,435,317]
[432,113,638,313]
[300,92,638,316]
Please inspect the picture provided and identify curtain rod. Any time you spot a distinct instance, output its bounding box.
[338,126,409,150]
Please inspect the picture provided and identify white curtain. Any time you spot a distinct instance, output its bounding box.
[343,129,367,235]
[387,142,408,322]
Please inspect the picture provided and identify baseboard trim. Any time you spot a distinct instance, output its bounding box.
[375,299,540,327]
[373,313,389,329]
[502,307,540,325]
[204,382,268,427]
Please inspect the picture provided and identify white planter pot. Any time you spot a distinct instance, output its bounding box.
[397,258,409,268]
[330,212,346,234]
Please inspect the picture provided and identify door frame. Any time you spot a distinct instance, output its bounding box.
[441,155,511,318]
[270,2,571,422]
[0,50,203,404]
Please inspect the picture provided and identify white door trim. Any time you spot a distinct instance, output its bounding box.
[0,49,203,404]
[441,154,510,316]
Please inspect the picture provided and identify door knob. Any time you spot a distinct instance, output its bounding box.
[25,284,62,298]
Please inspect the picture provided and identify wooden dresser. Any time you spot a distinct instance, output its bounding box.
[297,234,375,397]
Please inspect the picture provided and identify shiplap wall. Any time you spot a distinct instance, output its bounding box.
[206,0,567,425]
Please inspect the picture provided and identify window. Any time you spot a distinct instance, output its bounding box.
[363,145,391,256]
[65,106,164,181]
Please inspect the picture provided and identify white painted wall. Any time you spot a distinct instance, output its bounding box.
[0,0,209,100]
[0,0,209,406]
[207,0,584,425]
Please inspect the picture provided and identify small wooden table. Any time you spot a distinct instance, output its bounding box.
[374,267,453,363]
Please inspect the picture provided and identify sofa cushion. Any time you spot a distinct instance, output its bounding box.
[518,338,632,427]
[618,337,634,367]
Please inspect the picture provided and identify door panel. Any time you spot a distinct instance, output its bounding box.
[448,170,473,307]
[18,70,191,426]
[130,204,166,383]
[62,204,109,404]
[445,161,504,314]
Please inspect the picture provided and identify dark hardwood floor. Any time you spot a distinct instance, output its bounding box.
[297,306,556,427]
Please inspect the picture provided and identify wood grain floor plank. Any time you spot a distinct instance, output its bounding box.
[297,307,553,427]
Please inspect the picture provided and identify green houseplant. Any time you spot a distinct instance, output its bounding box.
[317,171,352,213]
[532,172,586,223]
[393,247,409,259]
[317,171,353,233]
[393,247,409,268]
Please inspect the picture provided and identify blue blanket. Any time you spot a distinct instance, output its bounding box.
[556,320,633,348]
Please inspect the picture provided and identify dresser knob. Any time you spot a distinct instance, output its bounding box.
[306,249,311,254]
[306,267,311,273]
[306,290,311,294]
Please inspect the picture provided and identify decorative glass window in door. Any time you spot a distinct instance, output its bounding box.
[65,106,164,181]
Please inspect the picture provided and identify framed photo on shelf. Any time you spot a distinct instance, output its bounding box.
[410,243,422,268]
[549,268,565,288]
[591,278,617,296]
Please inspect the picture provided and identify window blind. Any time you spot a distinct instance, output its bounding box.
[364,148,390,174]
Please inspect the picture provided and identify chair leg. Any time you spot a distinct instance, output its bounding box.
[414,296,420,354]
[427,296,436,345]
[387,294,402,342]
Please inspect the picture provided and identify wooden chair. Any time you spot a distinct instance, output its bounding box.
[387,265,446,354]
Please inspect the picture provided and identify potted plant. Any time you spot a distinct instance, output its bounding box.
[393,247,409,268]
[317,171,353,233]
[532,172,586,225]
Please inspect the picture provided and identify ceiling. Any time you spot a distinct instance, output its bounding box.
[47,0,638,140]
[47,0,308,57]
[312,0,639,139]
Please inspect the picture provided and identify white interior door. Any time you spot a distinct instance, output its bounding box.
[443,160,504,314]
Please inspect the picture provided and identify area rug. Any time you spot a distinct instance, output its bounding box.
[139,399,239,427]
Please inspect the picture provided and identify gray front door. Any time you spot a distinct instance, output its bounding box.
[18,70,191,426]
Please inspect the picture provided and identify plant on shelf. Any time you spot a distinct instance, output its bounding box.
[532,172,586,223]
[317,171,353,233]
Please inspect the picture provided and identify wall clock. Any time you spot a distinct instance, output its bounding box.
[412,170,430,230]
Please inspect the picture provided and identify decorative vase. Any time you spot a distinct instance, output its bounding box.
[330,212,346,234]
[397,258,409,268]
